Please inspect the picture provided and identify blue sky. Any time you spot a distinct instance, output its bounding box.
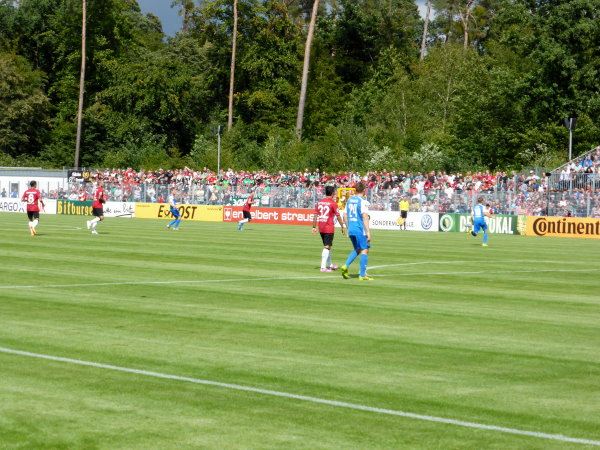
[137,0,431,37]
[137,0,184,36]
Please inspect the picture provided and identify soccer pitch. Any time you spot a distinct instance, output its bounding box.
[1,213,599,449]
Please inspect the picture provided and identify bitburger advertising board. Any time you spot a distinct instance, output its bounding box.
[526,216,600,239]
[57,200,134,217]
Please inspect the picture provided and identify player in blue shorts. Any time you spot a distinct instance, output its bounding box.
[166,189,181,230]
[341,181,372,280]
[467,197,492,246]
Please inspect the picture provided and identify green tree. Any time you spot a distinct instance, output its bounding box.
[0,53,49,157]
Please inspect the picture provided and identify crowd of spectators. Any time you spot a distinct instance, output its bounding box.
[37,150,600,217]
[555,146,600,190]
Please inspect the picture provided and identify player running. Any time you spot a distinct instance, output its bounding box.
[21,181,44,236]
[237,190,257,231]
[341,182,372,281]
[312,185,345,272]
[87,180,106,235]
[467,197,492,246]
[166,189,182,230]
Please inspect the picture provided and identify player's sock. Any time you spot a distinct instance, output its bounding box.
[483,231,488,244]
[90,217,100,230]
[359,254,368,277]
[174,218,181,229]
[168,218,178,228]
[326,252,333,268]
[321,248,330,269]
[345,250,358,268]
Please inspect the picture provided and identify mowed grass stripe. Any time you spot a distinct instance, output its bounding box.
[1,212,599,447]
[2,346,600,447]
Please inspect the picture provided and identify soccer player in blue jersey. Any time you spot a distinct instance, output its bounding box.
[166,189,182,230]
[341,181,372,280]
[468,197,492,246]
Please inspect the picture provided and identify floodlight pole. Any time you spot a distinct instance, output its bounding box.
[563,117,576,161]
[569,126,573,161]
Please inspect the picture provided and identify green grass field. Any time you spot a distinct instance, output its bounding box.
[1,212,599,449]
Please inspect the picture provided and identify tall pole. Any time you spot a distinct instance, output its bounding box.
[74,0,86,169]
[217,126,221,174]
[227,0,238,131]
[569,126,573,161]
[419,1,431,62]
[296,0,320,140]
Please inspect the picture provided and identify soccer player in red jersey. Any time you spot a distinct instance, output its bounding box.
[237,190,257,231]
[21,181,44,236]
[87,180,106,234]
[312,185,345,272]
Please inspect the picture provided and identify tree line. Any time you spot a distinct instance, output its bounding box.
[1,0,599,172]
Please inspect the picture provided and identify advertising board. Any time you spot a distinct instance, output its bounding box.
[135,203,223,222]
[223,206,314,226]
[57,200,135,217]
[0,199,57,215]
[368,211,439,231]
[439,213,524,235]
[525,216,600,239]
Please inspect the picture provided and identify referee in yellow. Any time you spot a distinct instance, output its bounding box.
[398,195,409,230]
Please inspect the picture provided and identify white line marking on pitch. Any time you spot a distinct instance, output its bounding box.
[0,346,598,446]
[368,259,567,270]
[0,268,597,290]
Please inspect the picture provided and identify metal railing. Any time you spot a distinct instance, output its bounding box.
[59,182,600,218]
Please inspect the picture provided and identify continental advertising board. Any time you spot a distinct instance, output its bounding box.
[526,216,600,239]
[439,213,525,235]
[135,203,223,222]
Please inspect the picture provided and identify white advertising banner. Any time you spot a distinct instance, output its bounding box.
[103,201,135,218]
[0,199,57,214]
[368,211,439,232]
[0,198,26,214]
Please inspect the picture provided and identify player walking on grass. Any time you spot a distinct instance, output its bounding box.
[166,189,181,230]
[87,180,106,235]
[467,197,492,246]
[341,182,372,281]
[312,186,345,272]
[21,181,44,236]
[237,191,256,231]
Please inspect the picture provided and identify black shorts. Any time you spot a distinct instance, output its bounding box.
[242,210,252,220]
[27,211,40,221]
[401,210,408,219]
[320,232,334,247]
[92,207,104,217]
